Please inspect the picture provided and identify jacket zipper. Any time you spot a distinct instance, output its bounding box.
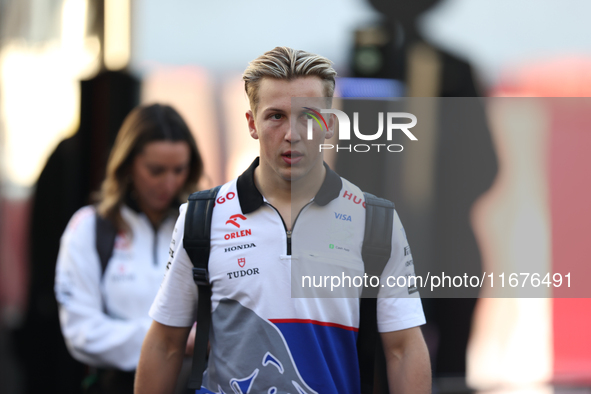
[152,225,158,267]
[266,201,313,255]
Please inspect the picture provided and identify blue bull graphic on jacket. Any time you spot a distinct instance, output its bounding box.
[197,299,360,394]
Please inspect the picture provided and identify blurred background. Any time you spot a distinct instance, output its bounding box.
[0,0,590,393]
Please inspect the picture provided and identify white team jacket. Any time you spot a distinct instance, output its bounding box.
[55,204,176,371]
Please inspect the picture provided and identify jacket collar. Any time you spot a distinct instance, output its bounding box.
[124,191,181,221]
[236,157,342,215]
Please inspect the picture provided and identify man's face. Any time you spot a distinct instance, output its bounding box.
[246,76,333,183]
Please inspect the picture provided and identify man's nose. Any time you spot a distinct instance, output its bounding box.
[285,120,300,143]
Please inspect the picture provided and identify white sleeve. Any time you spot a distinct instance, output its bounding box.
[377,210,426,332]
[149,203,198,327]
[54,207,152,371]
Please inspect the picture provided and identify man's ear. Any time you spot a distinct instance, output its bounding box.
[325,113,335,140]
[246,110,258,140]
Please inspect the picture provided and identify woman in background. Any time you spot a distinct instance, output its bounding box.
[55,104,202,393]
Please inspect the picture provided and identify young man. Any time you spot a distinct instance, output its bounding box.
[135,47,431,394]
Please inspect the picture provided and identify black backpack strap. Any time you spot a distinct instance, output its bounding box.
[183,186,221,390]
[358,192,395,394]
[95,211,118,278]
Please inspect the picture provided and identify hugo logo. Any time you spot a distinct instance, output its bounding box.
[342,190,366,208]
[226,214,247,228]
[216,192,236,204]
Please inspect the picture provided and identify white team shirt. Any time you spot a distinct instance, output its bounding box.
[55,204,176,371]
[150,158,425,394]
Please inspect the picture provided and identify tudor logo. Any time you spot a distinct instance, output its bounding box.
[226,255,262,279]
[226,213,247,228]
[226,267,260,279]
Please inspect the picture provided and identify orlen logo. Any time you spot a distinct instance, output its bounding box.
[226,214,247,228]
[225,229,252,240]
[114,232,131,250]
[304,107,417,153]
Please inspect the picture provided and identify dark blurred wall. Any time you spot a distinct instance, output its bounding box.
[13,71,139,394]
[335,0,498,387]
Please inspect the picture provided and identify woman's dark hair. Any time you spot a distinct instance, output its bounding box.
[97,104,203,231]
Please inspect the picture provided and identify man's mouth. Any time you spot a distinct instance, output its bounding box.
[283,151,302,158]
[282,151,303,164]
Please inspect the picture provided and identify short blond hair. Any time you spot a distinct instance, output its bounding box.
[243,47,337,114]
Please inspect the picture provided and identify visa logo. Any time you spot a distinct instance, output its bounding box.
[334,212,352,221]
